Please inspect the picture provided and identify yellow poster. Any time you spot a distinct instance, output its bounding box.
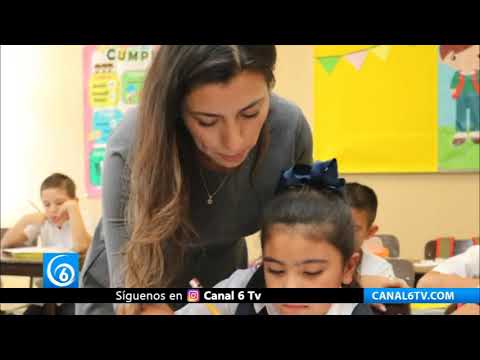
[314,45,438,173]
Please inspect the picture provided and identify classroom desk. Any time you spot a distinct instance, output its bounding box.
[412,262,437,274]
[408,259,437,287]
[0,254,43,277]
[0,253,57,315]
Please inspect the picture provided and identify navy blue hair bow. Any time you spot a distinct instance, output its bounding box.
[275,159,345,195]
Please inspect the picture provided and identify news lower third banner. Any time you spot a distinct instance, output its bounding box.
[2,252,477,304]
[0,288,478,304]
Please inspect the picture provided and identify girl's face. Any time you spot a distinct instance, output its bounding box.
[263,224,358,315]
[183,70,270,171]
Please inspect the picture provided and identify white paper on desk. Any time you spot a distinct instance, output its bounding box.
[414,258,446,267]
[2,246,73,260]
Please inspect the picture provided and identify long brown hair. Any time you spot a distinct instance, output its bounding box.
[125,46,277,293]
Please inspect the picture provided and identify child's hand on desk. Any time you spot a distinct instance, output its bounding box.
[451,304,480,315]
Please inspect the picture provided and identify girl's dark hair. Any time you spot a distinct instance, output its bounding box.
[260,187,360,287]
[344,182,377,226]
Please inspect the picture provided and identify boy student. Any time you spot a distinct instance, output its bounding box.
[344,182,408,289]
[418,245,479,315]
[1,173,92,253]
[1,173,93,315]
[417,244,479,289]
[439,45,480,146]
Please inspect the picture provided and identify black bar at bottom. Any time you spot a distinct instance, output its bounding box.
[0,288,364,303]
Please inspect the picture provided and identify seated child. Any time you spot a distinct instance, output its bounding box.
[417,245,479,315]
[344,182,407,289]
[1,173,93,315]
[417,244,479,288]
[125,160,374,315]
[1,173,92,253]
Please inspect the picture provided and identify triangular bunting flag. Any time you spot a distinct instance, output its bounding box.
[318,56,341,74]
[345,50,368,70]
[372,45,391,61]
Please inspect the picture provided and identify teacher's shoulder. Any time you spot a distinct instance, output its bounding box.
[269,94,308,135]
[107,107,139,156]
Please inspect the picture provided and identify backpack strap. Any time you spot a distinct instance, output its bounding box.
[453,73,466,99]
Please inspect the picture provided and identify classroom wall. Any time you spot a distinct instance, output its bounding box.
[1,45,102,230]
[273,45,480,260]
[1,45,478,262]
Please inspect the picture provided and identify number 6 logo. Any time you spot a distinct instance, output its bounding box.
[43,253,79,288]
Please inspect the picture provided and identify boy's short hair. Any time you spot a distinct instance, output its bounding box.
[439,45,474,60]
[40,173,76,199]
[344,182,377,226]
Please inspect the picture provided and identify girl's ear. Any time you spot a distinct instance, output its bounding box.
[342,252,361,285]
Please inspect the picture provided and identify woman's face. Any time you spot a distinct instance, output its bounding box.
[263,224,358,315]
[183,70,270,170]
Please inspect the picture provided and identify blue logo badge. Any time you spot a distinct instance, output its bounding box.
[43,253,79,288]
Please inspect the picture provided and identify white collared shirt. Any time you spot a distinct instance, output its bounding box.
[175,267,360,315]
[433,245,479,278]
[24,220,74,249]
[358,247,395,277]
[23,210,95,249]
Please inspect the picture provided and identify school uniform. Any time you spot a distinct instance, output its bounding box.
[175,266,373,315]
[358,247,395,277]
[432,245,479,279]
[25,220,74,248]
[24,208,95,248]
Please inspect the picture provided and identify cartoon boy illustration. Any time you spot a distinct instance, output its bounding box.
[439,45,480,145]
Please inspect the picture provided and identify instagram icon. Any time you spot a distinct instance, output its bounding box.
[187,289,200,302]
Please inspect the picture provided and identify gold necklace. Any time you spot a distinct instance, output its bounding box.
[199,168,230,205]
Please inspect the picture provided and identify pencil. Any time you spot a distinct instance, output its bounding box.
[28,200,42,212]
[189,278,221,315]
[28,201,43,248]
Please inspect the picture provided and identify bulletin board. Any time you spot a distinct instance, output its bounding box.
[83,45,155,197]
[313,45,479,173]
